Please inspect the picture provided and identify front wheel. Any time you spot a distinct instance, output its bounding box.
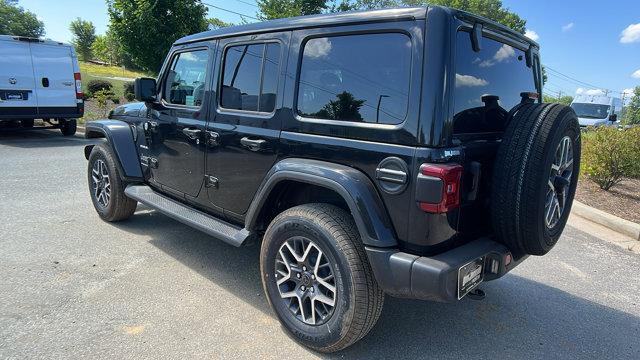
[87,143,137,221]
[260,203,384,352]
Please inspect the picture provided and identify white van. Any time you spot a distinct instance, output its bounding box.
[570,94,622,128]
[0,35,83,135]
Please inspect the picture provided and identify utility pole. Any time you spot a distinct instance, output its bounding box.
[621,91,627,120]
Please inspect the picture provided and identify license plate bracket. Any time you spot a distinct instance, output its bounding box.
[0,90,29,101]
[457,256,484,300]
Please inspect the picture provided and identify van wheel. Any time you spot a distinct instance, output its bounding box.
[87,143,137,221]
[21,119,34,128]
[260,203,384,353]
[60,119,77,136]
[491,103,580,256]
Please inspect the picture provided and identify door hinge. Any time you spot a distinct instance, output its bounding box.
[205,175,219,189]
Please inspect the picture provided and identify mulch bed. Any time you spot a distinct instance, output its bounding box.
[575,177,640,223]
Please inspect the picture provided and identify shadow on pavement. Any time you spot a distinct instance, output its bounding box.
[114,209,640,359]
[0,128,91,148]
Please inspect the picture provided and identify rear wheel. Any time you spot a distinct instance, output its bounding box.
[87,143,137,221]
[491,103,580,256]
[60,119,76,136]
[260,203,384,352]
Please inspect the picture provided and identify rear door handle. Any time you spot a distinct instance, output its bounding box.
[182,128,201,140]
[240,137,266,151]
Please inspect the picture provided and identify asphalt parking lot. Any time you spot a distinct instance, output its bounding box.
[1,129,639,359]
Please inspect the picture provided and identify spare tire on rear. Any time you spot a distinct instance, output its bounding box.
[491,103,580,256]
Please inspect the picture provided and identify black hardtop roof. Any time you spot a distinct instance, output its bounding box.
[176,7,426,44]
[175,5,537,48]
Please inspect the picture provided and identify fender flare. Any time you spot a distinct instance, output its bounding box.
[245,158,398,248]
[84,120,143,180]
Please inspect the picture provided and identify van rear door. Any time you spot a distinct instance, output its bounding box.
[30,43,77,111]
[0,37,38,115]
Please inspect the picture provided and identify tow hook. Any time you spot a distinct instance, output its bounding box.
[467,288,486,300]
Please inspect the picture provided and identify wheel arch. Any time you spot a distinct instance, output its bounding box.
[84,120,143,181]
[246,158,398,248]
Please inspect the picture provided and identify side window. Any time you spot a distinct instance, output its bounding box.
[163,49,209,107]
[297,33,412,125]
[220,42,281,113]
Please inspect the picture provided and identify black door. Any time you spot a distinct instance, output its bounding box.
[146,44,213,198]
[205,32,289,218]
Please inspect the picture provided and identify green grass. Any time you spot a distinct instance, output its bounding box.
[79,61,147,79]
[78,62,150,124]
[79,61,148,98]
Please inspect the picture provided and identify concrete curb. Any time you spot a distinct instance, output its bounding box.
[571,201,640,240]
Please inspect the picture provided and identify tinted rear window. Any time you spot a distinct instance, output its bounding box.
[453,31,537,134]
[297,33,412,125]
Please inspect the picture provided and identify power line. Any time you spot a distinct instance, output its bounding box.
[544,65,610,92]
[543,83,564,93]
[202,2,259,20]
[233,0,259,8]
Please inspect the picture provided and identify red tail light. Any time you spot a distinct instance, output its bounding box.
[418,163,463,213]
[74,72,83,99]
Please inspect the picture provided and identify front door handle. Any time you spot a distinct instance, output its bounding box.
[182,128,201,140]
[240,137,266,151]
[206,131,220,147]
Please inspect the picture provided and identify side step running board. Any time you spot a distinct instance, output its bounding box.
[124,185,250,247]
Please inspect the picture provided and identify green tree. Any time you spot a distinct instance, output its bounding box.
[207,17,233,29]
[91,29,125,65]
[69,18,96,61]
[542,94,573,106]
[0,0,45,37]
[624,87,640,125]
[257,0,346,19]
[107,0,208,73]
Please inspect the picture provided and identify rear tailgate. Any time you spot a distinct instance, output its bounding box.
[449,28,540,240]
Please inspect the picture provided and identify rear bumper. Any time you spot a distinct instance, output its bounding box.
[366,237,527,302]
[0,104,84,120]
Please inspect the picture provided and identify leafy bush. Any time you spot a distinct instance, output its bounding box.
[87,79,113,96]
[123,81,134,94]
[123,82,135,101]
[581,127,640,190]
[94,89,115,117]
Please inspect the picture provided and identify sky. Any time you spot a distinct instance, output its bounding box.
[16,0,640,101]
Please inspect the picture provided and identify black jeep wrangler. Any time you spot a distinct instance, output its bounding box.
[84,6,580,352]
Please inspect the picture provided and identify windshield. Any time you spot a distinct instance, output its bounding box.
[571,103,610,119]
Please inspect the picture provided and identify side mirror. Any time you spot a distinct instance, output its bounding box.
[134,77,157,103]
[609,114,618,122]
